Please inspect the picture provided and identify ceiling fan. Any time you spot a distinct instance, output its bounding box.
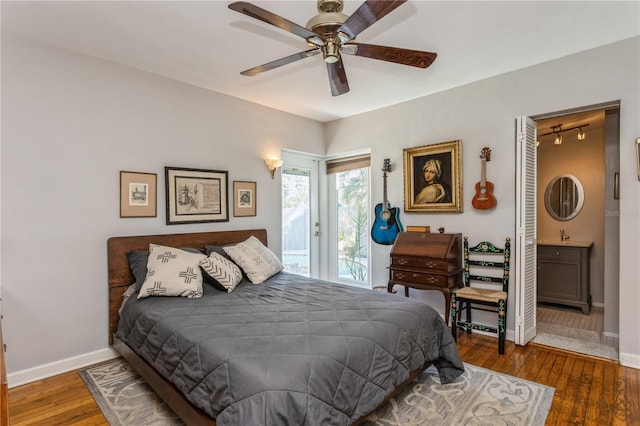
[228,0,437,96]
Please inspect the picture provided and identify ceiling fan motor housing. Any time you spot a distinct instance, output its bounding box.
[306,0,349,37]
[306,0,348,63]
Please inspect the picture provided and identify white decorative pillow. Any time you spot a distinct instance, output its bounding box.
[200,252,243,293]
[138,244,206,299]
[223,236,283,284]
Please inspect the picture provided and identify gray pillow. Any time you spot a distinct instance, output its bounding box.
[126,250,149,293]
[204,245,233,260]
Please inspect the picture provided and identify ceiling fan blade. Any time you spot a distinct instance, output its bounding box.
[241,49,321,76]
[337,0,407,43]
[326,57,349,96]
[342,43,437,68]
[229,2,324,46]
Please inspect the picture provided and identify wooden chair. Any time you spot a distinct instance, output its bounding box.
[450,237,511,354]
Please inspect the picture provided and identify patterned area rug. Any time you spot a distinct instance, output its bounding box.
[80,358,554,426]
[533,322,619,361]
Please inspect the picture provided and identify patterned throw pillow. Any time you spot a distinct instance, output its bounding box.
[223,236,283,284]
[199,252,243,293]
[137,244,206,299]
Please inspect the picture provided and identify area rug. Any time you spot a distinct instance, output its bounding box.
[533,322,619,361]
[80,358,554,426]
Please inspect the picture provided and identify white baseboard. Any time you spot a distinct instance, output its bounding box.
[619,351,640,370]
[603,331,619,338]
[7,347,119,388]
[591,302,604,308]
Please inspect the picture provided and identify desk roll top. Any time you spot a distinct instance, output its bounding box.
[388,232,463,324]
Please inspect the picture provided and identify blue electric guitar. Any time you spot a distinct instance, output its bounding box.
[371,159,403,245]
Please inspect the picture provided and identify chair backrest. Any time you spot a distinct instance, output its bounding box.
[463,237,511,292]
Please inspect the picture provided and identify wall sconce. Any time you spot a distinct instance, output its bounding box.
[264,158,283,179]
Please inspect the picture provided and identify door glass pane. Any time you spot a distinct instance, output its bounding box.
[282,168,310,276]
[336,167,369,283]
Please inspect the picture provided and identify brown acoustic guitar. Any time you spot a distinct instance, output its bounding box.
[472,147,497,210]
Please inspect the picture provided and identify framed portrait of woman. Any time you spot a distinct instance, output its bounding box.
[403,140,463,213]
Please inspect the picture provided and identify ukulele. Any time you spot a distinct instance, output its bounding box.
[471,147,497,210]
[371,159,403,245]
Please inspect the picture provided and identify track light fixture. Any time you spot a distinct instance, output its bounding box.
[554,133,563,145]
[538,123,589,147]
[577,127,586,141]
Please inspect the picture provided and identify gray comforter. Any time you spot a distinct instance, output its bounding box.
[117,272,464,425]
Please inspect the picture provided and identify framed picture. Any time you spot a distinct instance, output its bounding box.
[165,166,229,224]
[120,171,157,218]
[233,181,257,217]
[403,140,463,213]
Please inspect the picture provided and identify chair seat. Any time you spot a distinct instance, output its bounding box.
[454,286,507,303]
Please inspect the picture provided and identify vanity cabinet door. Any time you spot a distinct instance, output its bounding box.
[537,245,591,314]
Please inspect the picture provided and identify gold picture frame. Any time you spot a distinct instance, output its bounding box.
[403,140,463,213]
[233,181,257,217]
[120,171,157,218]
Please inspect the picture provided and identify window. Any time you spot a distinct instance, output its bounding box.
[327,154,370,285]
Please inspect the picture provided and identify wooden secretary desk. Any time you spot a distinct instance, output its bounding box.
[388,232,463,324]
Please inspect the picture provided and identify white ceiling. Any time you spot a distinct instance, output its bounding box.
[2,1,639,122]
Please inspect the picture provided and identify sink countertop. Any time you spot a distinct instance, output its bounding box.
[537,239,593,248]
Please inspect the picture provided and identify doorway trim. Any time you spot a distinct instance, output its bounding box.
[515,100,621,347]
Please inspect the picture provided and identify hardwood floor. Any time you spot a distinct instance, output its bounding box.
[7,334,640,425]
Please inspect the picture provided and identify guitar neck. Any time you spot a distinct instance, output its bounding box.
[382,172,389,211]
[480,159,487,188]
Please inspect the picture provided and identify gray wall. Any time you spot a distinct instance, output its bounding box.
[2,32,639,383]
[324,37,640,368]
[0,33,325,382]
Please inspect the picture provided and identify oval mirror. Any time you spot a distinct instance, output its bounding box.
[544,174,584,221]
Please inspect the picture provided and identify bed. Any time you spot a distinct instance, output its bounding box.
[108,229,464,425]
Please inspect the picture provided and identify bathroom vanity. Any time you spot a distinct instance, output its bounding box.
[537,240,592,314]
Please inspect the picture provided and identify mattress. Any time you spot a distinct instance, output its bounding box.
[116,271,464,425]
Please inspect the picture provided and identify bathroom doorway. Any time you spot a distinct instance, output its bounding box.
[532,104,620,360]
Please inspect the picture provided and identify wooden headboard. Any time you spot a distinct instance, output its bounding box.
[107,229,268,344]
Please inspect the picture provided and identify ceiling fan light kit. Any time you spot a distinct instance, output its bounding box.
[229,0,437,96]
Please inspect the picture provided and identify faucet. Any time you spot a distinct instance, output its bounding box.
[560,229,570,241]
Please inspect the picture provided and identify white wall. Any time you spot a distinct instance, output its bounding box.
[0,33,325,382]
[324,37,640,368]
[2,32,639,384]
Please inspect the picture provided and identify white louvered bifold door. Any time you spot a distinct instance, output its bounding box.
[515,116,537,345]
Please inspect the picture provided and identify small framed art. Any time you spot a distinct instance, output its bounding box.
[403,140,463,213]
[233,181,257,217]
[165,166,229,224]
[120,171,157,218]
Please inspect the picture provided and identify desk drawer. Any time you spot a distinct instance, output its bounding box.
[391,256,448,271]
[390,270,447,287]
